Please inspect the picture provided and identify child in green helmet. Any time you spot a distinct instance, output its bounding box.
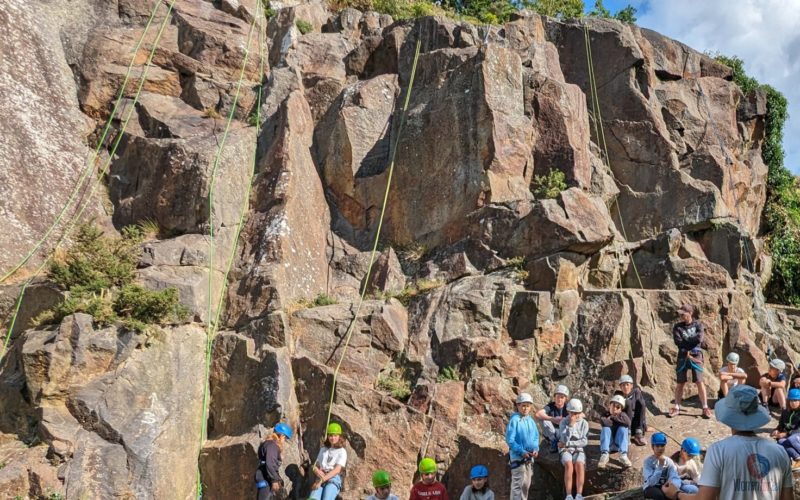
[367,470,399,500]
[410,458,448,500]
[310,422,347,500]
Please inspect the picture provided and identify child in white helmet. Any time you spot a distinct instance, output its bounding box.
[759,358,788,411]
[597,394,632,469]
[535,385,570,453]
[718,352,746,397]
[558,398,588,500]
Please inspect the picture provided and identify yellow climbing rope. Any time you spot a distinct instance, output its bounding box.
[323,36,424,436]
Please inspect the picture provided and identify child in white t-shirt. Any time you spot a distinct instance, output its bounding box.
[718,352,747,397]
[675,438,703,494]
[310,422,348,500]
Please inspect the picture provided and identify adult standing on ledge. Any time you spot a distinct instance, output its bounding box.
[669,304,712,419]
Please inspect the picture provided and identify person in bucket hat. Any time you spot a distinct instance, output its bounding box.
[664,386,794,499]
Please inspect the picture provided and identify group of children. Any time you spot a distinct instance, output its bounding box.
[255,352,800,500]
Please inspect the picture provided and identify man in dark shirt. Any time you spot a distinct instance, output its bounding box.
[616,374,647,446]
[668,304,711,419]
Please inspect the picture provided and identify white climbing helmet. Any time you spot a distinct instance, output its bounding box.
[726,352,740,364]
[618,374,634,385]
[770,358,786,371]
[555,385,570,397]
[516,392,534,405]
[566,398,583,413]
[610,394,626,407]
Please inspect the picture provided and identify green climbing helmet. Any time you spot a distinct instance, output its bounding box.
[418,457,437,474]
[327,422,343,436]
[372,470,392,488]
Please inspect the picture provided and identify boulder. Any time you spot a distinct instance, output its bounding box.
[109,126,254,234]
[173,0,262,81]
[292,299,408,383]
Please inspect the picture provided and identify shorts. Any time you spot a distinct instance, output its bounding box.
[676,357,703,383]
[559,448,586,465]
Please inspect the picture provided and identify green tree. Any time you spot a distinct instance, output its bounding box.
[523,0,584,18]
[589,0,637,22]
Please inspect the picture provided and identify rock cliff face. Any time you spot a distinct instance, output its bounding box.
[0,1,797,499]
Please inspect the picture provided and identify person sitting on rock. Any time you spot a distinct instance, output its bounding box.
[718,352,747,397]
[505,392,539,500]
[642,432,682,500]
[771,388,800,471]
[535,384,570,453]
[309,422,347,500]
[459,465,494,500]
[760,358,788,411]
[410,458,449,500]
[615,374,648,446]
[597,394,632,469]
[558,398,588,500]
[668,304,712,419]
[255,422,292,500]
[674,438,702,494]
[367,470,399,500]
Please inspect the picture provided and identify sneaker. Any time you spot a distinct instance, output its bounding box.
[598,453,609,469]
[565,496,574,500]
[575,495,584,500]
[668,406,680,418]
[792,459,800,471]
[631,434,646,446]
[619,453,632,467]
[702,407,713,419]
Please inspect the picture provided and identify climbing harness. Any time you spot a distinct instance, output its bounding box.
[0,0,179,363]
[0,0,167,285]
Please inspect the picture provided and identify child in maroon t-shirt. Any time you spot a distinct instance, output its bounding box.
[410,458,449,500]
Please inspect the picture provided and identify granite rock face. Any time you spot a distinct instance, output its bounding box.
[1,1,795,499]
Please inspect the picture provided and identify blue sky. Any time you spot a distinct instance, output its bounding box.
[582,0,800,174]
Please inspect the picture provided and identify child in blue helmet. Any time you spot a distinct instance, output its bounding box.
[255,422,292,500]
[675,438,702,494]
[642,432,681,500]
[771,387,800,470]
[459,465,494,500]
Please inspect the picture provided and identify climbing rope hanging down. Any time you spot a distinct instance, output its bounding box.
[323,36,424,436]
[0,0,179,363]
[195,5,264,497]
[582,23,644,290]
[0,0,167,285]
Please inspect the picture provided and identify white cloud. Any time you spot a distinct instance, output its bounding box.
[636,0,800,173]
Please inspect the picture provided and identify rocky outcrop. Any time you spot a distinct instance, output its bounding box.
[0,314,205,499]
[2,1,794,499]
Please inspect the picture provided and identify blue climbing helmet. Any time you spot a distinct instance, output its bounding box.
[274,422,293,439]
[788,388,800,401]
[681,437,701,456]
[651,432,668,446]
[470,465,489,479]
